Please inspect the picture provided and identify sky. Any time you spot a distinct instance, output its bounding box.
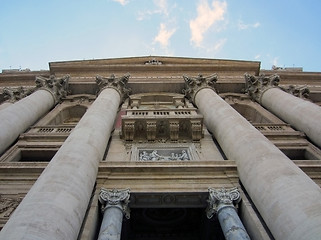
[1,0,321,72]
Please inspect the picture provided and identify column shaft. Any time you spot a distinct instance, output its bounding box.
[0,89,55,154]
[218,206,250,240]
[0,102,13,111]
[98,208,123,240]
[0,88,121,240]
[261,87,321,147]
[195,88,321,240]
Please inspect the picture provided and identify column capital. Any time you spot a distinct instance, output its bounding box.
[183,74,218,103]
[2,86,33,103]
[96,74,131,103]
[35,75,70,104]
[99,188,130,219]
[280,84,310,99]
[245,73,280,103]
[206,187,240,219]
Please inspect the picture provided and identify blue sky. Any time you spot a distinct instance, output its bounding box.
[1,0,321,72]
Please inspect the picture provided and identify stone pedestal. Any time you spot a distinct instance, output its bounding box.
[184,74,321,240]
[0,76,69,155]
[206,188,250,240]
[0,75,130,240]
[98,189,130,240]
[245,73,321,148]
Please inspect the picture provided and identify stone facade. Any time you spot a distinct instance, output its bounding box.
[0,56,321,240]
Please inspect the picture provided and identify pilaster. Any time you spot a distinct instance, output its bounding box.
[35,75,70,104]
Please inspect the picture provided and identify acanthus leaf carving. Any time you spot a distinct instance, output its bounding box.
[183,74,218,103]
[280,85,310,99]
[96,73,131,103]
[206,187,240,219]
[35,75,70,103]
[0,195,23,218]
[99,188,130,219]
[245,73,280,103]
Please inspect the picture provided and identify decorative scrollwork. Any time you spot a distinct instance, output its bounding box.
[35,75,70,103]
[245,73,280,103]
[206,187,241,219]
[183,74,218,103]
[96,74,131,103]
[99,188,130,219]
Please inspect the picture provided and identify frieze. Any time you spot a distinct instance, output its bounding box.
[35,75,70,103]
[183,74,218,103]
[139,149,190,161]
[96,74,131,103]
[245,73,280,103]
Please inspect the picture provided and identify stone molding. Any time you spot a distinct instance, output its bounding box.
[245,73,280,103]
[96,74,131,103]
[35,75,70,104]
[183,74,218,103]
[206,187,240,219]
[2,86,34,103]
[99,188,130,219]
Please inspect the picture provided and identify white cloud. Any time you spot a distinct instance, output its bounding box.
[153,23,176,48]
[137,0,170,20]
[213,38,227,51]
[112,0,128,6]
[189,0,227,47]
[238,20,260,30]
[154,0,169,16]
[255,54,261,60]
[272,57,279,66]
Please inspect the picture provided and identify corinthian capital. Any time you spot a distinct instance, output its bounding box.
[2,86,33,103]
[35,75,69,103]
[206,187,240,219]
[99,188,130,219]
[280,85,310,99]
[96,74,131,103]
[183,74,218,103]
[245,73,280,103]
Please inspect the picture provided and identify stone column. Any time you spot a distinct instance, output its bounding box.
[98,188,130,240]
[245,73,321,148]
[0,76,69,155]
[183,74,321,240]
[206,187,250,240]
[0,74,130,240]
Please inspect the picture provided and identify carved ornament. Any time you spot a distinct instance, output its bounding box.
[99,188,130,219]
[0,195,22,217]
[183,74,218,103]
[206,187,240,219]
[245,73,280,103]
[96,74,131,103]
[35,75,70,103]
[280,85,310,99]
[2,86,34,103]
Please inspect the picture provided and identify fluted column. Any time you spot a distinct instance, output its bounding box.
[206,187,250,240]
[0,76,69,155]
[98,188,130,240]
[183,74,321,240]
[0,74,130,240]
[245,73,321,148]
